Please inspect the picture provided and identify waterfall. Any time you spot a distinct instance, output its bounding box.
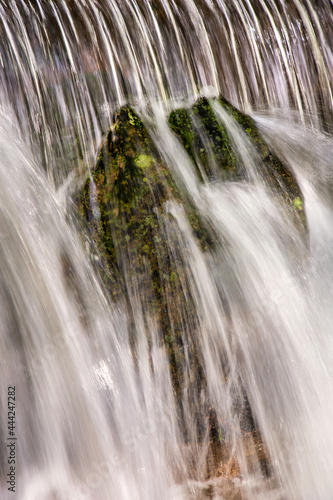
[0,1,333,499]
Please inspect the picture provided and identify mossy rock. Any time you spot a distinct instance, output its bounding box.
[78,98,304,454]
[169,97,237,181]
[81,100,304,298]
[169,96,303,222]
[79,106,212,400]
[218,96,303,207]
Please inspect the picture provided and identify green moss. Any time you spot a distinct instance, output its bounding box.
[168,95,303,223]
[219,96,269,157]
[293,196,303,210]
[193,97,237,173]
[168,98,237,180]
[78,98,305,403]
[168,107,205,180]
[78,105,215,396]
[218,96,304,220]
[135,154,153,170]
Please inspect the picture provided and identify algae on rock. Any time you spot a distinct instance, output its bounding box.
[79,106,210,403]
[168,97,238,182]
[78,97,304,480]
[79,96,305,397]
[169,96,303,216]
[218,96,303,207]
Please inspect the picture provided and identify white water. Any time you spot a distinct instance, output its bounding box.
[0,1,333,499]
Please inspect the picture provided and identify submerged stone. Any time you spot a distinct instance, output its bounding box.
[218,96,303,206]
[169,97,237,181]
[79,105,211,401]
[78,98,305,482]
[169,96,304,222]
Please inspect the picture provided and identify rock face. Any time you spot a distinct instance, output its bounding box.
[80,96,303,294]
[80,105,210,399]
[78,96,303,480]
[169,96,302,201]
[169,97,238,180]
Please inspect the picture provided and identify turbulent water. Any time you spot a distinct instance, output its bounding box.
[0,1,333,499]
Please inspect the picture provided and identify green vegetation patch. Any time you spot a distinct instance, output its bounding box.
[169,97,237,181]
[79,106,215,397]
[218,96,303,206]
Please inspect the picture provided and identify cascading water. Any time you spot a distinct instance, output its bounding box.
[1,1,333,499]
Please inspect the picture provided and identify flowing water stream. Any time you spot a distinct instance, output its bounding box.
[0,1,333,499]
